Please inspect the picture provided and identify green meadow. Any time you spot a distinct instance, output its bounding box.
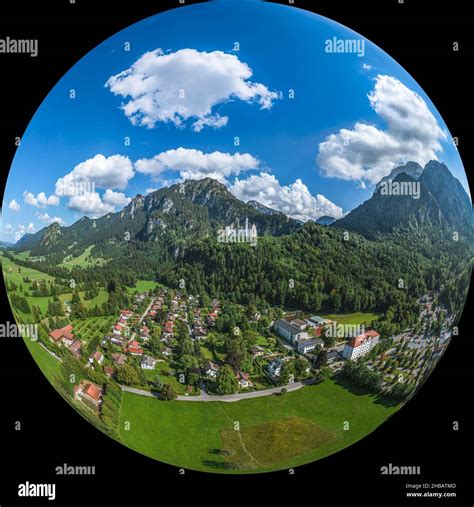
[118,379,400,473]
[321,312,378,326]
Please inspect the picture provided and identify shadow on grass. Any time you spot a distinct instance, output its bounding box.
[202,448,245,470]
[201,460,238,470]
[333,375,399,408]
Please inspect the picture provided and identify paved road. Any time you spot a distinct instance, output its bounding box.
[121,379,314,403]
[129,297,155,341]
[139,298,155,323]
[121,385,158,398]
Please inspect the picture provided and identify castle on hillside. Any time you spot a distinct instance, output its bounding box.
[220,217,258,245]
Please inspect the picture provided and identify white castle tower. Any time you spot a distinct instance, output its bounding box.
[222,217,257,243]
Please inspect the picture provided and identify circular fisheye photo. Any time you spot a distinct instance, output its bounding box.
[1,1,472,474]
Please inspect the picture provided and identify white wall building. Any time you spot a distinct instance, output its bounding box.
[342,330,380,360]
[273,319,309,344]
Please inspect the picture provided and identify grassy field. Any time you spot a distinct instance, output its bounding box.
[220,416,334,469]
[61,245,108,270]
[22,337,62,380]
[200,341,226,362]
[254,335,269,347]
[154,361,191,395]
[2,255,58,317]
[118,378,400,473]
[321,312,378,326]
[2,255,55,287]
[82,288,109,309]
[2,255,113,317]
[126,280,161,294]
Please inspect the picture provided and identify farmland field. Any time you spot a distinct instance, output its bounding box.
[73,316,116,341]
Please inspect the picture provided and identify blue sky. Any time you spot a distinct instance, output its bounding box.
[1,0,469,241]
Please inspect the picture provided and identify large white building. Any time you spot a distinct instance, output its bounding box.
[307,316,332,327]
[273,319,309,344]
[297,338,324,354]
[342,330,380,360]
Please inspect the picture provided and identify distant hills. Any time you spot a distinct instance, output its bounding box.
[11,178,300,256]
[315,215,336,226]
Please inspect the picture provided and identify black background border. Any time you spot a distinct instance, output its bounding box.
[0,1,472,505]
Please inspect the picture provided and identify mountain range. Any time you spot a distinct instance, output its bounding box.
[333,160,473,239]
[9,160,473,257]
[12,178,299,256]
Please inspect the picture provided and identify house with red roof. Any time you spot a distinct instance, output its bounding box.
[48,325,75,348]
[89,351,104,365]
[74,380,103,411]
[236,371,251,388]
[342,330,380,360]
[126,340,144,356]
[111,353,127,366]
[103,366,115,377]
[68,340,82,358]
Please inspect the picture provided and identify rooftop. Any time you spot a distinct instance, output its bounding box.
[298,338,324,347]
[83,383,102,401]
[274,319,304,336]
[49,325,74,341]
[291,319,307,327]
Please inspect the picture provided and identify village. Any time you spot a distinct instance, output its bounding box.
[45,286,455,412]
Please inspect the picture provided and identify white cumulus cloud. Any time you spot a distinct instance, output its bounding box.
[8,199,20,212]
[37,213,66,226]
[55,154,134,195]
[135,148,260,183]
[106,48,280,131]
[317,74,447,185]
[230,172,344,222]
[7,222,36,242]
[102,189,131,207]
[23,191,60,208]
[68,189,130,217]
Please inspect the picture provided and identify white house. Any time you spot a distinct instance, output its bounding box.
[273,320,309,345]
[140,355,158,370]
[204,361,219,379]
[267,359,283,377]
[251,345,265,357]
[236,371,251,388]
[342,330,380,360]
[297,338,324,354]
[89,351,104,365]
